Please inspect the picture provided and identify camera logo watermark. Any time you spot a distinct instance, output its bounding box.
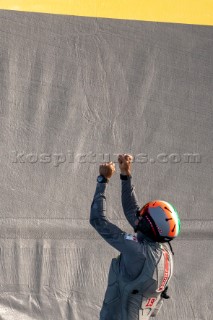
[11,151,201,167]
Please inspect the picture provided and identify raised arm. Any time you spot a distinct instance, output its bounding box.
[121,175,140,228]
[90,162,140,254]
[118,154,140,228]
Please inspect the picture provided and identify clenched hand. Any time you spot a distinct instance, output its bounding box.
[118,154,133,176]
[99,162,116,179]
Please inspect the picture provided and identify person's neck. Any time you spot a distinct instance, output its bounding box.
[136,231,156,243]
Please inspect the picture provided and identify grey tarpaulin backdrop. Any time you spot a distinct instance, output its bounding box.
[0,10,213,320]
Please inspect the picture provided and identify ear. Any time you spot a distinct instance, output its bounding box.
[134,218,139,225]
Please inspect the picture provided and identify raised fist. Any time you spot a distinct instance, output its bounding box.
[118,154,133,176]
[99,162,116,179]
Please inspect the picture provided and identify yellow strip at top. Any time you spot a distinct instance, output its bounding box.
[0,0,213,26]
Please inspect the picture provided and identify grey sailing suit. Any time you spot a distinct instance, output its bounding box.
[90,176,173,320]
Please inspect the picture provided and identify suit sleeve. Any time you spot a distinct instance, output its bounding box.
[90,182,141,255]
[121,176,141,228]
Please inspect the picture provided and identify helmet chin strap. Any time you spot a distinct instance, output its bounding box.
[167,241,174,255]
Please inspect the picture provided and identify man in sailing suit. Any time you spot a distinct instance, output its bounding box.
[90,154,176,320]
